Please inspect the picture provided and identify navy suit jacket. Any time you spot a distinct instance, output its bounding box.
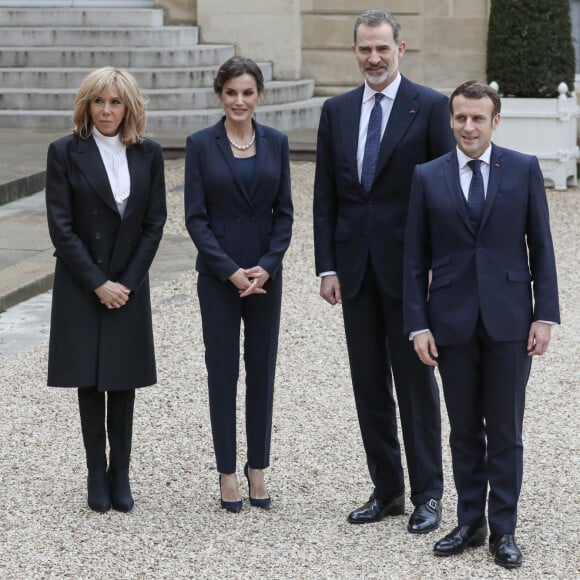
[403,144,560,345]
[185,119,293,282]
[313,75,455,300]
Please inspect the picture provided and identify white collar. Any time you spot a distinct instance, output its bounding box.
[456,144,492,169]
[92,127,125,152]
[363,72,402,104]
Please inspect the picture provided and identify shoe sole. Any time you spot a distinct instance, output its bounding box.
[494,558,522,569]
[347,506,405,524]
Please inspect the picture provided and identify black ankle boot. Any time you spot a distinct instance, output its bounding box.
[78,388,111,512]
[107,389,135,512]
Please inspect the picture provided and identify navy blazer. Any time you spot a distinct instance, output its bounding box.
[313,75,455,300]
[403,144,560,345]
[185,119,293,282]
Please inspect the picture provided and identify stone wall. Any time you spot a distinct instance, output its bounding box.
[301,0,490,95]
[155,0,196,24]
[157,0,490,92]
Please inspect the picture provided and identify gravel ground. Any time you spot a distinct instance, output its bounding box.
[0,158,578,579]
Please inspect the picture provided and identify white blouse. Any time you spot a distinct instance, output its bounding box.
[93,127,131,217]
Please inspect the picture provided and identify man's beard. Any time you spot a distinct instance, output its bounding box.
[363,67,391,86]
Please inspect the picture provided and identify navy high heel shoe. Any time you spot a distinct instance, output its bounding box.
[219,474,243,513]
[243,463,272,509]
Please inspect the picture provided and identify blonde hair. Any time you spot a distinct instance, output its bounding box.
[72,67,147,145]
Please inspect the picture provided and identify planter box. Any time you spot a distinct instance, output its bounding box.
[490,82,579,190]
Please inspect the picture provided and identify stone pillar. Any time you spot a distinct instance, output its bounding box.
[196,0,302,79]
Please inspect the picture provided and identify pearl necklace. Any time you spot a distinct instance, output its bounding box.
[226,129,256,151]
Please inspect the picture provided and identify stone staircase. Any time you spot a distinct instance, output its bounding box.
[0,7,325,138]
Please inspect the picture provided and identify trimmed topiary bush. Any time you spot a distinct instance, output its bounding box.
[486,0,575,97]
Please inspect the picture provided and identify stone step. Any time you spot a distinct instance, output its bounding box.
[0,45,235,68]
[0,8,164,27]
[0,26,199,47]
[149,98,328,134]
[0,0,155,7]
[0,63,274,90]
[0,81,315,111]
[0,98,327,133]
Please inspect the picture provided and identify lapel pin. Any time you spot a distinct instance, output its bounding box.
[495,163,501,167]
[409,109,416,115]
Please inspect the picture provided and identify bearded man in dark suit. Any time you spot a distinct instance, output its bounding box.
[313,9,454,533]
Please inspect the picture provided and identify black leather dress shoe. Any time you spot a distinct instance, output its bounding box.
[347,494,405,524]
[408,498,442,534]
[489,533,522,568]
[433,524,487,556]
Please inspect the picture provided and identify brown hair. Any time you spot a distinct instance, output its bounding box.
[213,56,265,97]
[450,80,502,118]
[72,67,147,145]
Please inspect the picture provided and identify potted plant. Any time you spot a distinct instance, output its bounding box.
[486,0,578,189]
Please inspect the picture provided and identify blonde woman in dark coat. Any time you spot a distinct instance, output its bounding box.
[45,67,166,512]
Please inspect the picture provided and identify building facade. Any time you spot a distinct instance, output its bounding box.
[2,1,578,94]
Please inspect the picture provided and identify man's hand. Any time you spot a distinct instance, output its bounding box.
[412,331,439,367]
[320,275,342,305]
[527,321,552,356]
[95,281,131,309]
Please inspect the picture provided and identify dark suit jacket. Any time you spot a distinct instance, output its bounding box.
[46,134,167,389]
[184,119,293,282]
[313,75,455,300]
[403,144,560,345]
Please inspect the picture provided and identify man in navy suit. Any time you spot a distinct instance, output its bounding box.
[403,81,559,568]
[313,9,454,532]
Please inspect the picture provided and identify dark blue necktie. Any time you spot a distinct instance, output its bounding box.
[467,159,485,223]
[361,93,384,192]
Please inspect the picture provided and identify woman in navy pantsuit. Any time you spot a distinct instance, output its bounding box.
[184,57,293,512]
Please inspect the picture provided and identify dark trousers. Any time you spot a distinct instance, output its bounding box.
[438,318,532,534]
[341,262,443,505]
[197,272,282,474]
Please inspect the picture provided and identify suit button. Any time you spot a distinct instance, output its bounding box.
[251,216,256,221]
[92,209,98,215]
[235,218,241,224]
[363,229,368,236]
[136,217,142,223]
[95,232,102,240]
[96,257,103,264]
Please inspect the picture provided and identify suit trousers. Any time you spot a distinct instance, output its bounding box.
[437,318,532,534]
[197,272,282,474]
[341,261,443,505]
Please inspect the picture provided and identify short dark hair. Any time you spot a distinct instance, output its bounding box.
[213,56,265,96]
[450,80,502,118]
[353,10,402,45]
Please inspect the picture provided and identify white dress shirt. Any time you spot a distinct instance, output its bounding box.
[356,73,401,181]
[457,144,492,200]
[93,127,131,217]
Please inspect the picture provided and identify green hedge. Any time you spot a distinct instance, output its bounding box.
[486,0,575,97]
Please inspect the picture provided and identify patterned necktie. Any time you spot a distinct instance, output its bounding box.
[467,159,485,223]
[361,93,385,192]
